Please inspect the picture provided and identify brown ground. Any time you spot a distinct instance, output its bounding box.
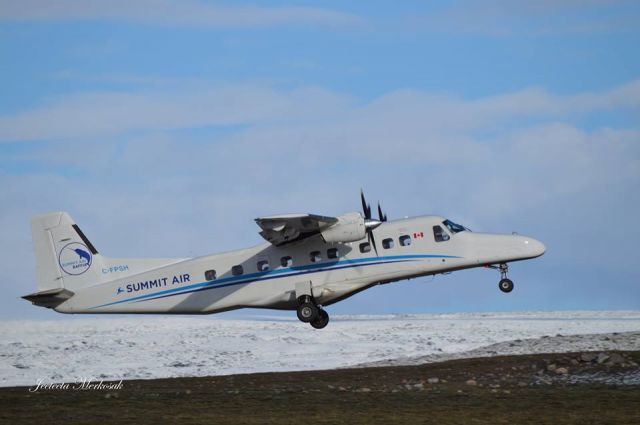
[1,351,639,425]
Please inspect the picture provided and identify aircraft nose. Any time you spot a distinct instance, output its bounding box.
[523,237,546,258]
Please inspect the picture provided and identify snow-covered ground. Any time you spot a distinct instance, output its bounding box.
[1,311,639,387]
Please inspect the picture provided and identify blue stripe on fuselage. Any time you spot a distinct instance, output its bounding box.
[131,258,414,304]
[89,254,460,309]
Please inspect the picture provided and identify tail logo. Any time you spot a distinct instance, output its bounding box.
[58,242,92,275]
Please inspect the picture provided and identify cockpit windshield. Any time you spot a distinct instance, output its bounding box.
[443,219,469,234]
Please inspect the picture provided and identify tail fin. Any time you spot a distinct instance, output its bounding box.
[26,212,188,309]
[31,212,105,292]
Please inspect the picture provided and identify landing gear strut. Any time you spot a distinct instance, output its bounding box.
[488,263,514,293]
[296,295,330,329]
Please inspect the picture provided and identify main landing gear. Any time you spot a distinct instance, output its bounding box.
[296,295,330,329]
[487,263,514,293]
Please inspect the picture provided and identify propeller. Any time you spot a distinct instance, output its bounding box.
[360,190,387,255]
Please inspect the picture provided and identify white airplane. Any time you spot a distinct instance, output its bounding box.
[23,192,545,329]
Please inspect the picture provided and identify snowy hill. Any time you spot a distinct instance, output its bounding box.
[2,311,640,387]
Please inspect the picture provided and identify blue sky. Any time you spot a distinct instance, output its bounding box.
[1,0,639,319]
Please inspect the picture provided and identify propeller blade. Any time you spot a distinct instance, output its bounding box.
[360,189,371,219]
[377,203,384,222]
[367,229,379,257]
[368,229,379,256]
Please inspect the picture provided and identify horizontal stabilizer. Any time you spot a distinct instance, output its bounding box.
[22,288,74,309]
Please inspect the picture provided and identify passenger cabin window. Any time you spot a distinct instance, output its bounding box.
[359,242,371,253]
[327,248,339,259]
[204,269,217,281]
[433,225,450,242]
[281,256,293,267]
[310,251,322,263]
[231,265,244,276]
[382,238,394,249]
[257,260,270,272]
[399,235,412,246]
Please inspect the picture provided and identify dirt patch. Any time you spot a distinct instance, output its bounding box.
[1,350,639,425]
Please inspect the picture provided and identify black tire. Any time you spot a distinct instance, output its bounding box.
[296,302,318,323]
[499,278,514,293]
[310,309,329,329]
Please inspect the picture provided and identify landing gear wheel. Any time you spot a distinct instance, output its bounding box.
[499,278,514,293]
[297,302,319,323]
[310,309,329,329]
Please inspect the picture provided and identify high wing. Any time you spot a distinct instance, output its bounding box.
[255,213,338,246]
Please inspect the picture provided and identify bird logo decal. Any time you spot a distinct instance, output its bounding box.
[58,242,93,276]
[73,248,91,264]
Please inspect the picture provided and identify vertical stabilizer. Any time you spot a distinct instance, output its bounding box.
[31,212,104,291]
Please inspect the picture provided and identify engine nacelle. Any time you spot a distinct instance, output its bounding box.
[320,212,366,243]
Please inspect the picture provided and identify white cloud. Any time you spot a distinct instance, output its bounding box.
[0,84,354,141]
[0,0,363,28]
[1,79,638,143]
[406,0,639,36]
[2,79,639,241]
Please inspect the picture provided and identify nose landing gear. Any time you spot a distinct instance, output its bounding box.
[499,277,514,293]
[296,295,330,329]
[487,263,514,293]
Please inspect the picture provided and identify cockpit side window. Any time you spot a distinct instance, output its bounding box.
[443,219,468,234]
[433,225,450,242]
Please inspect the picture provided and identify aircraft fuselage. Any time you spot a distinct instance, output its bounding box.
[58,215,545,315]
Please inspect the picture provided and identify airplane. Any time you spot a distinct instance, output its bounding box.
[23,192,545,329]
